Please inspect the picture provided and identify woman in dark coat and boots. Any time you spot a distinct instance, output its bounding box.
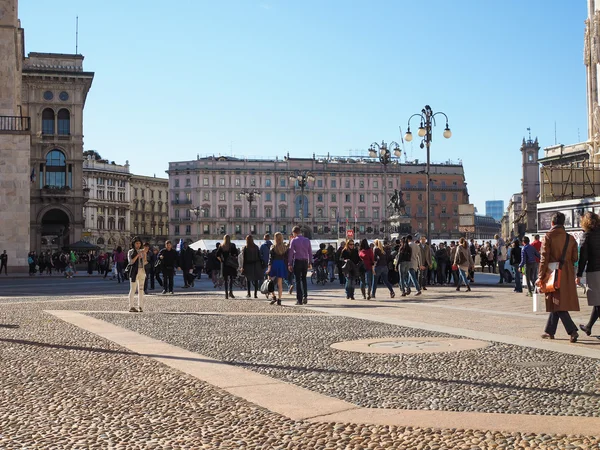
[577,211,600,338]
[341,239,360,300]
[216,234,239,299]
[537,212,580,342]
[241,235,263,298]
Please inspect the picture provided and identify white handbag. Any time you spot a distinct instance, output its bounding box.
[532,290,544,312]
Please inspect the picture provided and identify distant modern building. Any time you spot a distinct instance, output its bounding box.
[485,200,504,222]
[167,154,471,243]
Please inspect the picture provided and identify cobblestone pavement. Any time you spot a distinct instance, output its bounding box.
[89,312,600,417]
[1,292,600,448]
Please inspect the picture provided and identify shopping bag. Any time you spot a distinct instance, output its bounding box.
[532,291,544,312]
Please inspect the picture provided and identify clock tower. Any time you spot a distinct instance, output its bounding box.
[521,130,540,234]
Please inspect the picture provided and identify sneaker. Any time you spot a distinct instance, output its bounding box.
[162,290,167,294]
[137,307,143,313]
[170,291,174,295]
[295,301,303,305]
[129,307,138,313]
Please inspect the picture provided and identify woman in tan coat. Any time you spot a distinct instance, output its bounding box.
[454,238,474,292]
[537,212,580,342]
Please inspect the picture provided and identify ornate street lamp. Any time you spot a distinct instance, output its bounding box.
[404,105,451,243]
[189,206,206,242]
[368,140,401,237]
[289,171,315,225]
[240,189,261,234]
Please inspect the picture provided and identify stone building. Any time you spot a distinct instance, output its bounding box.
[24,52,94,254]
[520,135,540,232]
[82,154,131,251]
[473,215,502,240]
[0,0,30,271]
[129,175,169,247]
[167,154,469,243]
[505,193,523,239]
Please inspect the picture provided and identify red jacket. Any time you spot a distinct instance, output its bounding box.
[531,239,542,263]
[359,248,375,271]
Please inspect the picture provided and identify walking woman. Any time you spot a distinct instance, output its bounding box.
[341,239,360,300]
[87,250,95,276]
[358,238,374,299]
[216,234,239,299]
[577,211,600,338]
[127,236,147,313]
[537,212,580,342]
[372,239,395,299]
[241,234,263,298]
[114,246,126,283]
[454,237,473,292]
[267,232,288,305]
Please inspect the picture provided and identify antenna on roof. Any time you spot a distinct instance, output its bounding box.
[75,16,79,55]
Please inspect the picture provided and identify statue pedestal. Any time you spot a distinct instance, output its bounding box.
[388,214,412,237]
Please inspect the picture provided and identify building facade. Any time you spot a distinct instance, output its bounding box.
[0,0,30,271]
[82,156,131,251]
[130,175,169,247]
[485,200,504,222]
[23,52,94,254]
[505,193,523,239]
[167,155,470,243]
[473,215,502,240]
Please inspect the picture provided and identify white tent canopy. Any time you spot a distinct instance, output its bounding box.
[189,239,339,253]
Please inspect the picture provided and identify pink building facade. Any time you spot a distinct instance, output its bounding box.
[167,155,469,243]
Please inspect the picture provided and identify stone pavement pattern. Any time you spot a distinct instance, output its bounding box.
[0,278,600,448]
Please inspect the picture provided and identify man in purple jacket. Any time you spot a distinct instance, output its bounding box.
[287,226,313,305]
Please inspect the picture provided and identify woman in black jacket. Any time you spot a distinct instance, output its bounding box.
[216,234,239,299]
[341,239,360,300]
[577,212,600,337]
[510,239,523,293]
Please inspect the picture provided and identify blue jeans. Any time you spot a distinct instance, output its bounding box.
[512,264,522,292]
[345,275,356,298]
[363,270,373,296]
[372,266,394,296]
[406,267,421,292]
[328,261,336,280]
[458,268,470,287]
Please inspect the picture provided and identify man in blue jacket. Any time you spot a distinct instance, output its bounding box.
[259,234,272,275]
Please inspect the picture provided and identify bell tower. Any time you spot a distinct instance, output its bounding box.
[521,129,540,233]
[0,0,31,272]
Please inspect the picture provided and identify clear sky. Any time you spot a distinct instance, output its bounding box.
[20,0,588,214]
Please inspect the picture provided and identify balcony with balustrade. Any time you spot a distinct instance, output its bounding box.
[0,116,30,134]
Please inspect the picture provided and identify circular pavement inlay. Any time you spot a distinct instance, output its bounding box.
[331,337,490,354]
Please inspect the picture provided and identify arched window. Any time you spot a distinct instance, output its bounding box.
[45,150,67,187]
[97,237,105,245]
[97,217,105,230]
[42,108,55,135]
[108,217,115,230]
[57,109,70,135]
[118,218,125,231]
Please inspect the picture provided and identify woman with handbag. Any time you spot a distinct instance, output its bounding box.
[241,235,263,299]
[576,211,600,338]
[127,236,147,313]
[267,232,288,305]
[537,212,580,342]
[454,237,473,292]
[216,234,239,299]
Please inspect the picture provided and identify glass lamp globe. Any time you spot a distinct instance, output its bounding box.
[443,127,452,139]
[417,127,426,137]
[368,149,377,158]
[394,149,401,157]
[404,131,413,142]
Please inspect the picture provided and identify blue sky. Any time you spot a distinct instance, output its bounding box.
[20,0,588,214]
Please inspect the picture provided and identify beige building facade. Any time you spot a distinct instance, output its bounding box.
[0,0,30,271]
[82,156,131,251]
[129,175,169,247]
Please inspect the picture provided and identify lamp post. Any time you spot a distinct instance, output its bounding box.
[404,105,452,243]
[368,141,401,238]
[289,171,315,225]
[240,189,261,235]
[189,206,206,242]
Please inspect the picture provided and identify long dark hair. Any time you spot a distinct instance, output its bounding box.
[359,238,369,251]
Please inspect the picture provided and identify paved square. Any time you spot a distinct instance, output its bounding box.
[1,274,600,449]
